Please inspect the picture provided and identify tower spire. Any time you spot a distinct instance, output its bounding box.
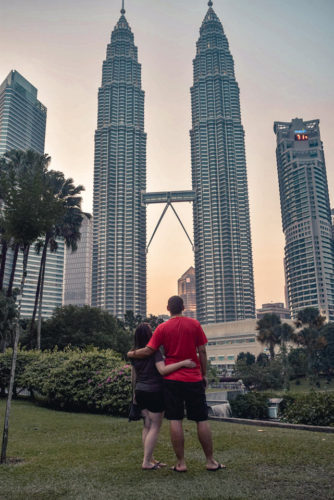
[121,0,125,15]
[208,1,213,7]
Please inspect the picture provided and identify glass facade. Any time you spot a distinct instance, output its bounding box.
[92,9,146,318]
[63,215,92,306]
[190,3,255,324]
[0,70,46,155]
[274,118,334,321]
[0,70,64,319]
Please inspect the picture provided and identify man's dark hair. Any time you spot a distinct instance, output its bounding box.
[168,295,184,315]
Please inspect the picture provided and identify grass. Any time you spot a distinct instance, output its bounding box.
[0,400,333,500]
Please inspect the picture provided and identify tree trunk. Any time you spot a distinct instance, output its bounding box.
[30,237,49,335]
[36,253,47,350]
[0,239,8,291]
[1,244,29,464]
[269,341,275,360]
[6,244,19,298]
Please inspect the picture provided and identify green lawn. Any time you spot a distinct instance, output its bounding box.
[0,400,333,500]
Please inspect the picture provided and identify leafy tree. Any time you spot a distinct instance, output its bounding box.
[22,305,132,357]
[256,352,269,367]
[234,357,284,391]
[143,314,164,332]
[279,322,296,390]
[256,313,282,359]
[294,307,326,381]
[124,310,143,334]
[237,352,255,365]
[319,322,334,379]
[207,360,220,384]
[287,347,308,379]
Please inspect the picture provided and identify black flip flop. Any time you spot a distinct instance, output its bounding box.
[171,466,187,473]
[206,463,227,471]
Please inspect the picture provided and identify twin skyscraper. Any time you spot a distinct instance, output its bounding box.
[92,1,256,324]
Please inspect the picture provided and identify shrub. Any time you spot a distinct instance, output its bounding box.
[230,392,269,419]
[24,348,131,416]
[280,392,334,427]
[0,349,41,397]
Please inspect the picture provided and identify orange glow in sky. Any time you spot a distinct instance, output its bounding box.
[1,0,333,316]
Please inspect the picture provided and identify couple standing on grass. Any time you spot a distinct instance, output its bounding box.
[127,295,226,472]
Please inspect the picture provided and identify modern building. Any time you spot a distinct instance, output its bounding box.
[0,70,64,319]
[204,318,294,374]
[178,266,197,319]
[257,302,291,320]
[0,70,46,155]
[63,214,93,307]
[274,118,334,321]
[331,208,334,239]
[190,1,255,324]
[92,5,146,319]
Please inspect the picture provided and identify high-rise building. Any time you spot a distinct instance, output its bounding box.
[274,118,334,321]
[0,70,46,155]
[190,2,255,324]
[0,70,64,319]
[92,5,146,318]
[256,302,291,320]
[178,266,197,319]
[63,214,93,307]
[331,208,334,239]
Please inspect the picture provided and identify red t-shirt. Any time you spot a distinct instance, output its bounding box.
[147,316,208,382]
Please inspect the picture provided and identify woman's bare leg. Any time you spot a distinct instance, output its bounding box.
[142,411,163,469]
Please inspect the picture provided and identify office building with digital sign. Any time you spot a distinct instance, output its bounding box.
[190,1,255,324]
[92,6,146,318]
[178,266,197,319]
[274,118,334,321]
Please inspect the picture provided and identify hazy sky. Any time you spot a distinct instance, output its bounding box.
[1,0,333,316]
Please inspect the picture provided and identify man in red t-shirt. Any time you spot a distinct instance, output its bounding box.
[127,295,225,472]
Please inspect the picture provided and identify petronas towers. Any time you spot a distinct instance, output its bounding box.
[92,2,255,324]
[92,6,146,316]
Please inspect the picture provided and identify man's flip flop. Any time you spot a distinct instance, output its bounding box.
[171,466,187,473]
[206,463,226,471]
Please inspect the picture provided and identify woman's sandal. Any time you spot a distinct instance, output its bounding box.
[206,463,227,471]
[142,463,160,470]
[154,460,167,467]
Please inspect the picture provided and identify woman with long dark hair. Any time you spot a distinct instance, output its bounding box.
[131,322,195,470]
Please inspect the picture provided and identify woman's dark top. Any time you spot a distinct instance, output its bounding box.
[131,350,164,392]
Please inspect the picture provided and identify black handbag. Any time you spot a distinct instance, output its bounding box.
[128,402,142,421]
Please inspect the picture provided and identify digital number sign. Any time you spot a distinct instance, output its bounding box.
[294,130,308,141]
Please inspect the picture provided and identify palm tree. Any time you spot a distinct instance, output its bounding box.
[256,313,282,360]
[0,149,61,464]
[28,171,86,348]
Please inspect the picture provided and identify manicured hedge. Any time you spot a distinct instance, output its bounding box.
[279,392,334,427]
[0,348,132,416]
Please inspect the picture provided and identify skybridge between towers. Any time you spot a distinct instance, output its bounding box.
[141,190,196,254]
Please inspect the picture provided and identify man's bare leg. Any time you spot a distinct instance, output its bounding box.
[197,420,223,469]
[169,420,187,471]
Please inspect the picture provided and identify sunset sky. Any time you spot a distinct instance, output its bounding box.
[1,0,333,316]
